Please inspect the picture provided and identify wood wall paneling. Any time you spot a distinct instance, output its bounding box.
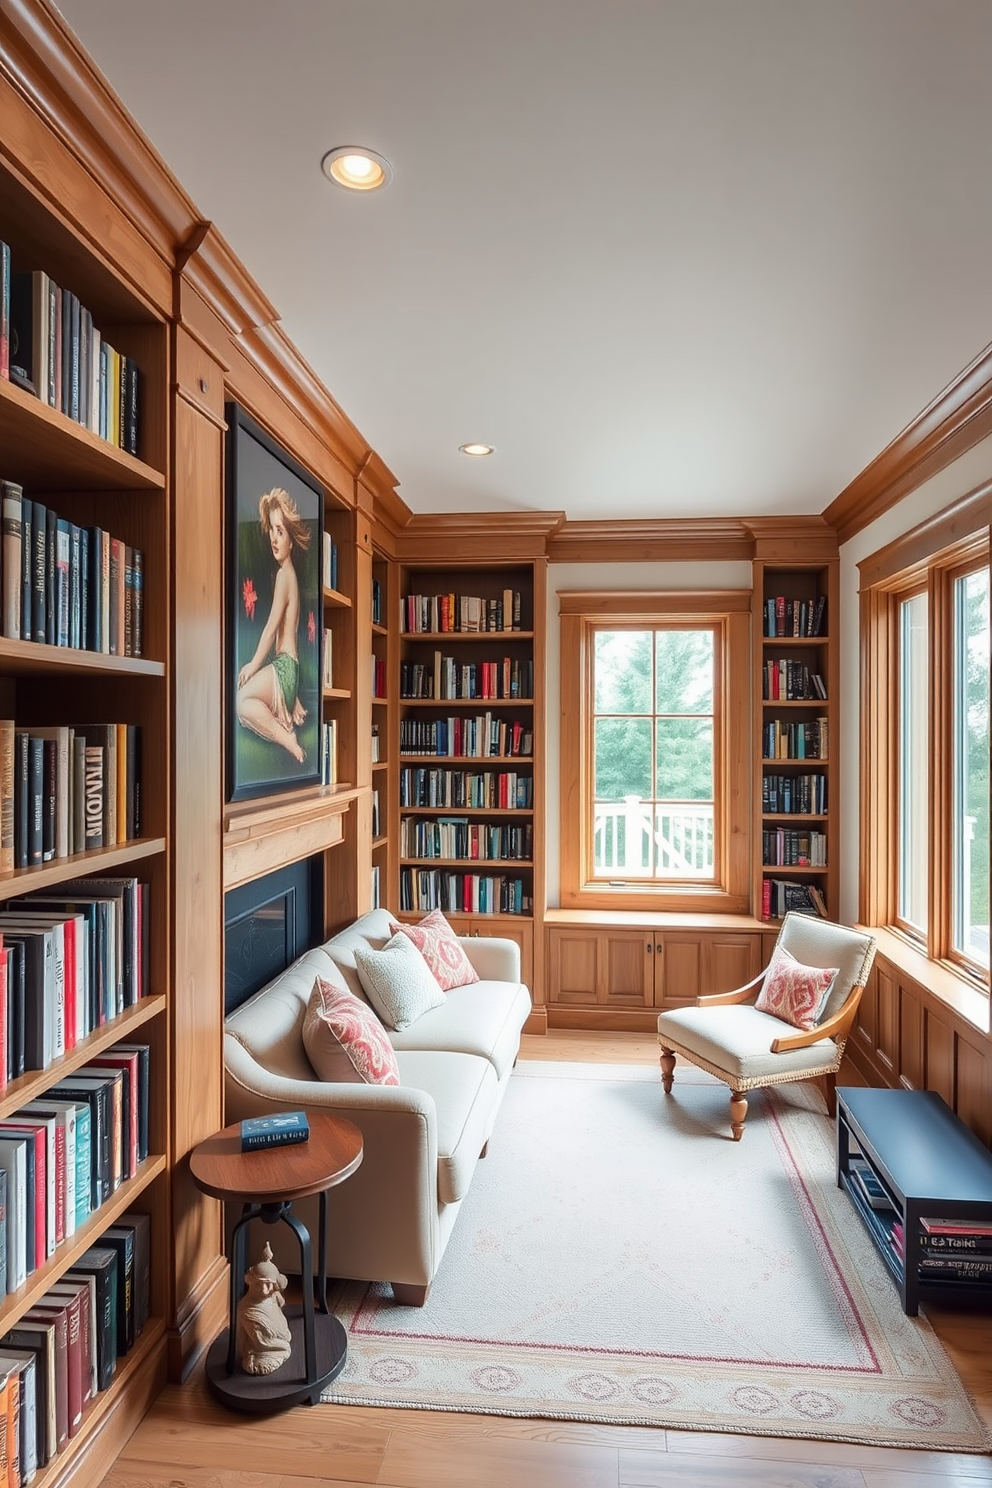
[899,983,925,1091]
[875,963,899,1076]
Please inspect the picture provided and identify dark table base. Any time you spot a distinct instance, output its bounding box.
[204,1307,348,1413]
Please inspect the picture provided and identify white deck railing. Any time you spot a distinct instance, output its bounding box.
[593,796,714,878]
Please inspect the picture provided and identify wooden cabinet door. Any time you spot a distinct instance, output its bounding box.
[706,933,762,998]
[468,919,533,995]
[654,933,703,1008]
[546,928,651,1008]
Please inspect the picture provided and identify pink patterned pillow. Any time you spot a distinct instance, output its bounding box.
[302,976,400,1085]
[755,945,839,1032]
[388,909,480,992]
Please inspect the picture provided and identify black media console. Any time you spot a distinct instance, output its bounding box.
[837,1086,992,1316]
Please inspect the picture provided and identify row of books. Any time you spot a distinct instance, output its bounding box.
[763,660,827,701]
[399,819,533,863]
[0,1214,149,1481]
[1,484,143,656]
[402,591,523,634]
[370,725,380,764]
[1,253,141,457]
[760,878,827,920]
[0,722,141,871]
[0,1043,149,1292]
[0,879,148,1084]
[371,655,387,699]
[762,718,828,760]
[399,767,533,810]
[322,533,339,593]
[761,828,827,867]
[372,577,383,626]
[319,720,338,788]
[401,656,534,702]
[762,773,827,815]
[400,868,532,917]
[762,594,827,638]
[400,716,533,759]
[900,1217,992,1282]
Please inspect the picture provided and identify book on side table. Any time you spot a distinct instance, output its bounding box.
[240,1111,310,1152]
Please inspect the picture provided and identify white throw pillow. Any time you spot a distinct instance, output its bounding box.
[353,931,446,1030]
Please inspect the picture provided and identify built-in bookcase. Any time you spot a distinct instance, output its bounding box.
[320,500,354,792]
[0,153,170,1480]
[371,549,398,911]
[396,561,541,986]
[752,558,839,922]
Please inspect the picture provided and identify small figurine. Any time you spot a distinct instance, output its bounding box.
[236,1241,293,1375]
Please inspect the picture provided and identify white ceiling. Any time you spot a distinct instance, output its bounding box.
[54,1,992,520]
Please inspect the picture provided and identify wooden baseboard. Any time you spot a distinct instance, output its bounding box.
[547,1008,661,1033]
[167,1254,230,1382]
[523,1006,548,1035]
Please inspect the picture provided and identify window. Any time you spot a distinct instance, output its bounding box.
[559,592,750,911]
[861,514,990,988]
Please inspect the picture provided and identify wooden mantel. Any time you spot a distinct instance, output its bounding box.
[223,785,359,890]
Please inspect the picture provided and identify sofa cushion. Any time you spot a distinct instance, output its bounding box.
[657,1004,840,1080]
[393,1049,498,1203]
[225,947,352,1082]
[754,944,838,1031]
[388,979,531,1080]
[303,976,401,1085]
[354,932,446,1030]
[322,909,396,1003]
[389,909,481,991]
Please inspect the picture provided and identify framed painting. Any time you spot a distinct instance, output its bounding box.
[226,402,323,802]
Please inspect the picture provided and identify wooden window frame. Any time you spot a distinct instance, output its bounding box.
[559,591,751,912]
[860,490,991,993]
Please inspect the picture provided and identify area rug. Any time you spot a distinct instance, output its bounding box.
[322,1062,990,1450]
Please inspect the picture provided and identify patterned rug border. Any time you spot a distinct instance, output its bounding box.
[322,1063,992,1453]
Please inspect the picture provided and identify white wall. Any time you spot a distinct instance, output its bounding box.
[838,431,992,923]
[544,560,752,907]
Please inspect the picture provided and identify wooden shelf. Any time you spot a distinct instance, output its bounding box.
[762,756,829,765]
[372,759,390,771]
[762,813,828,823]
[761,865,828,876]
[761,635,829,645]
[372,622,388,637]
[395,909,534,924]
[400,754,534,765]
[323,586,352,608]
[0,995,166,1123]
[0,376,165,492]
[761,698,830,708]
[400,806,533,817]
[401,857,534,868]
[322,687,352,700]
[400,697,534,708]
[372,695,390,706]
[0,836,166,905]
[402,631,534,642]
[0,638,164,678]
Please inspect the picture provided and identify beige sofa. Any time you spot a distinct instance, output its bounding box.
[223,909,532,1305]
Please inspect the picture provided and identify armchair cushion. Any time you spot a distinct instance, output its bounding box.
[657,1004,841,1081]
[754,943,838,1030]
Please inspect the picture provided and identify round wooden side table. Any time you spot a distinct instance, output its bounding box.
[189,1110,363,1413]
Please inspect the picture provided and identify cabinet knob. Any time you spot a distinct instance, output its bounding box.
[646,942,653,952]
[656,943,663,953]
[198,376,209,394]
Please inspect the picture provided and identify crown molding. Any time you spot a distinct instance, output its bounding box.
[396,510,565,562]
[177,222,279,337]
[824,339,992,546]
[744,515,839,562]
[548,517,755,564]
[1,0,196,265]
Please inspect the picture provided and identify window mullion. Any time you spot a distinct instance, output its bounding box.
[928,565,951,963]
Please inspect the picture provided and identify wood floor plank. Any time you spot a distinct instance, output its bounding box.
[103,1469,370,1488]
[113,1410,387,1483]
[374,1431,620,1488]
[862,1469,992,1488]
[665,1430,992,1478]
[619,1446,866,1487]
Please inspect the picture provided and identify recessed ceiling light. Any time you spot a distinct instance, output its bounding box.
[459,443,495,457]
[321,146,392,192]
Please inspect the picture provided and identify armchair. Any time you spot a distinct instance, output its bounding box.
[657,913,876,1140]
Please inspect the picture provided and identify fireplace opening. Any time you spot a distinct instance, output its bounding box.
[224,856,324,1015]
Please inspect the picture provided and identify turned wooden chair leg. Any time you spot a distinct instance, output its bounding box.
[659,1047,676,1094]
[729,1089,748,1141]
[820,1071,838,1118]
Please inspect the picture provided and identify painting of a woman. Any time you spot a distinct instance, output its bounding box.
[227,404,322,801]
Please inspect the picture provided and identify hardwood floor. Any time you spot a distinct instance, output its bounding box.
[100,1033,992,1488]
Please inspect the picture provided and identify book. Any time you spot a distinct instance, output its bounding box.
[23,1302,68,1448]
[49,1273,96,1407]
[9,272,47,400]
[67,1248,117,1392]
[1,1321,55,1467]
[98,1225,135,1354]
[1,483,21,641]
[0,1352,37,1484]
[83,745,104,849]
[0,241,9,380]
[240,1110,310,1151]
[0,720,14,876]
[115,1212,150,1339]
